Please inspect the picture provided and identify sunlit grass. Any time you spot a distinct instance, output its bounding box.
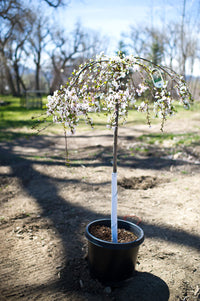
[0,95,51,140]
[0,95,200,143]
[138,132,200,147]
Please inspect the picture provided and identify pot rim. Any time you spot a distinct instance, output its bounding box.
[85,218,144,249]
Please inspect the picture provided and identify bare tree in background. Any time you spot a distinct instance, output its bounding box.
[146,28,165,65]
[0,0,67,16]
[121,24,150,57]
[0,0,21,20]
[180,0,187,78]
[122,1,199,84]
[0,0,22,95]
[122,25,165,65]
[0,1,108,96]
[28,13,50,92]
[48,22,109,93]
[0,0,69,95]
[43,0,68,7]
[7,11,33,95]
[0,3,33,95]
[0,19,16,95]
[178,0,200,81]
[162,22,179,69]
[48,23,86,93]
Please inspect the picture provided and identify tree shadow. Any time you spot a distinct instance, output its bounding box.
[1,269,170,301]
[0,134,199,300]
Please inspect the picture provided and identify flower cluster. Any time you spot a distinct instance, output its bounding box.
[47,52,192,133]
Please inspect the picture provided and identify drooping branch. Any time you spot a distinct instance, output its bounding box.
[45,53,192,137]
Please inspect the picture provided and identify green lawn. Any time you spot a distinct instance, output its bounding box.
[0,95,199,145]
[0,95,47,141]
[0,95,148,141]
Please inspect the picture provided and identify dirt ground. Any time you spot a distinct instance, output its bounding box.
[0,115,200,301]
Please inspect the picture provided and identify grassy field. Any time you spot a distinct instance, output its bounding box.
[0,95,200,145]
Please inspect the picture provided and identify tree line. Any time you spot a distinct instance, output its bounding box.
[0,0,199,98]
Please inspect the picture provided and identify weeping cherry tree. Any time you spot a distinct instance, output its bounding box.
[46,52,192,243]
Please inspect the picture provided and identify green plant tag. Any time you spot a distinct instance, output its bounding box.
[152,69,164,88]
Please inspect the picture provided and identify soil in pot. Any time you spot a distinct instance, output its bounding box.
[90,225,138,243]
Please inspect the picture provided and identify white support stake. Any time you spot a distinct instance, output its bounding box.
[111,172,118,243]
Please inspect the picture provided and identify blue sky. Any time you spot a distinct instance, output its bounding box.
[61,0,153,35]
[55,0,198,54]
[58,0,161,36]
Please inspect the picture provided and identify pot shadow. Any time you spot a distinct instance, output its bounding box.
[58,256,170,301]
[112,271,170,301]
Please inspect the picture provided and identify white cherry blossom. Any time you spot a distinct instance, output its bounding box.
[46,52,192,134]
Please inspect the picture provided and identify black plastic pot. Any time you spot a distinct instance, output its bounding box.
[85,218,144,283]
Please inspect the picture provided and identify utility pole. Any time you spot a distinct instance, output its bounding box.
[180,0,186,79]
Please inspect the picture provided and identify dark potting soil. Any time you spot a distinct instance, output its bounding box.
[90,225,138,243]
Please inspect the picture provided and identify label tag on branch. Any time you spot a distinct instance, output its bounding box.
[151,69,164,88]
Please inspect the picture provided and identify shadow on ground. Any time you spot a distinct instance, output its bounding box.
[0,134,199,300]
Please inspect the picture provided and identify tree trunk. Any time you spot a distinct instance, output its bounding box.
[14,62,21,96]
[35,63,40,91]
[1,51,17,95]
[5,64,17,96]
